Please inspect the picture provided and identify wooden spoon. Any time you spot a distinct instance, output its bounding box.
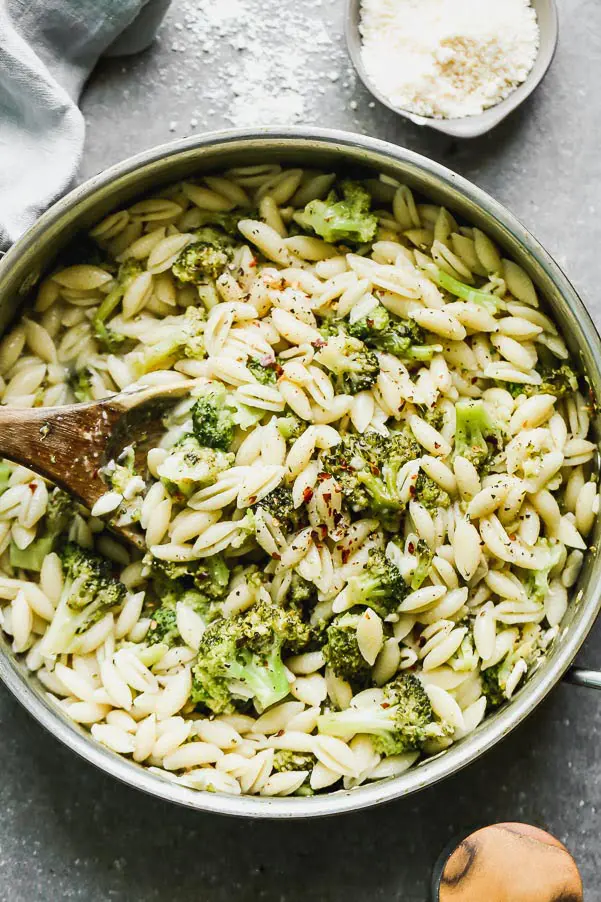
[0,381,197,546]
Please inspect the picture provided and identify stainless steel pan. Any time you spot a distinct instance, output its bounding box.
[0,128,599,818]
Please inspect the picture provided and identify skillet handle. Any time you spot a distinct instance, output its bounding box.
[564,666,601,690]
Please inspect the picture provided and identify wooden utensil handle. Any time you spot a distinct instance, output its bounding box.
[0,402,120,505]
[436,823,583,901]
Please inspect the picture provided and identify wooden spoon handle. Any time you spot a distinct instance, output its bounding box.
[436,823,583,901]
[0,402,123,506]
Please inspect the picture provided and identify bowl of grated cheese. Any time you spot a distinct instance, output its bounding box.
[346,0,558,138]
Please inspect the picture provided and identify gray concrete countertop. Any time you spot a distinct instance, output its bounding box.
[1,0,601,898]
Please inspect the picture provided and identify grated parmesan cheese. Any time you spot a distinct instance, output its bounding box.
[359,0,540,120]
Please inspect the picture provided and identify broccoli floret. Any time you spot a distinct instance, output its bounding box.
[191,598,309,714]
[287,572,317,610]
[146,581,214,647]
[101,445,141,498]
[39,542,127,657]
[408,538,434,590]
[146,554,229,600]
[318,673,449,756]
[93,259,142,352]
[346,550,408,617]
[504,362,579,400]
[434,269,500,314]
[321,430,421,526]
[524,540,564,604]
[10,488,74,573]
[172,240,232,283]
[247,356,280,385]
[191,382,236,451]
[414,472,450,511]
[192,211,251,237]
[255,486,306,534]
[193,555,231,600]
[157,433,234,497]
[454,400,504,473]
[296,180,378,245]
[481,660,508,710]
[276,413,305,442]
[314,331,380,395]
[323,611,372,685]
[132,307,206,376]
[423,406,445,432]
[147,605,179,646]
[272,750,317,775]
[68,367,95,403]
[348,304,435,363]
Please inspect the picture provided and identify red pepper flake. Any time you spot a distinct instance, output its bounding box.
[248,495,257,505]
[272,553,281,561]
[317,471,330,482]
[28,482,37,493]
[322,493,331,503]
[311,338,327,350]
[341,549,350,564]
[369,464,381,476]
[409,485,416,496]
[381,702,391,709]
[408,541,415,554]
[302,487,314,504]
[275,729,285,738]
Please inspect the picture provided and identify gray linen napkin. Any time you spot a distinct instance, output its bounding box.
[0,0,170,250]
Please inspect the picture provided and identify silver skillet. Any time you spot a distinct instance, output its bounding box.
[0,128,599,818]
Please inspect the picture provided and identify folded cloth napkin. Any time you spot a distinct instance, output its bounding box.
[0,0,170,251]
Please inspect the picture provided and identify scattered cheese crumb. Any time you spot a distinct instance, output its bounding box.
[359,0,540,119]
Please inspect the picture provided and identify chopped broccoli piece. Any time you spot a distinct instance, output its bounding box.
[191,598,310,714]
[287,572,317,610]
[321,430,421,526]
[346,550,408,617]
[414,472,450,511]
[481,660,507,709]
[172,240,232,283]
[255,486,306,534]
[524,540,564,604]
[347,304,436,363]
[276,413,305,443]
[10,488,74,573]
[68,367,95,403]
[147,605,179,646]
[192,211,251,237]
[434,269,499,313]
[247,356,280,385]
[39,542,126,657]
[157,433,234,497]
[146,580,214,647]
[145,552,230,606]
[318,673,449,756]
[191,382,236,451]
[323,611,372,686]
[408,538,434,590]
[504,361,579,400]
[132,308,206,376]
[296,180,378,245]
[93,259,142,352]
[454,399,504,473]
[272,750,317,778]
[315,331,380,394]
